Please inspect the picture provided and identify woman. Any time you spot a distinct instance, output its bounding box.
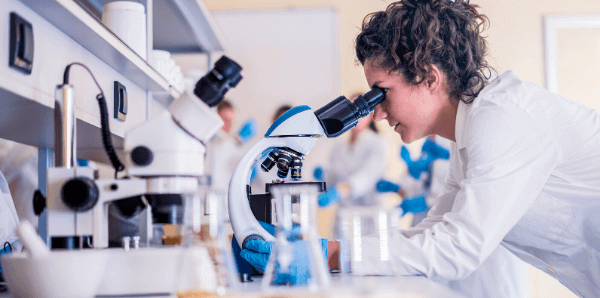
[356,0,600,296]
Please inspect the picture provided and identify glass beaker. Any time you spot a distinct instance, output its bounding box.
[175,187,239,297]
[337,206,400,276]
[262,183,330,292]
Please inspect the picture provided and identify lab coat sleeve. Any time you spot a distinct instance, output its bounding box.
[345,136,387,199]
[390,103,560,280]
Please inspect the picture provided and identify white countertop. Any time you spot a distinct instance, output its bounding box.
[0,275,465,298]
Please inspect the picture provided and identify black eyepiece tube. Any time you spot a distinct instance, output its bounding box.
[194,55,243,107]
[314,87,386,138]
[354,87,386,118]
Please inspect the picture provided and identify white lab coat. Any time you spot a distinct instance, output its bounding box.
[390,71,600,297]
[403,136,528,298]
[0,140,37,228]
[0,170,20,249]
[205,130,244,221]
[329,129,387,206]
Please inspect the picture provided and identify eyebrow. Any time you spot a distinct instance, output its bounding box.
[371,82,382,89]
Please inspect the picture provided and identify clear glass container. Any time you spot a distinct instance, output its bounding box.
[337,206,400,276]
[262,183,330,292]
[174,186,239,297]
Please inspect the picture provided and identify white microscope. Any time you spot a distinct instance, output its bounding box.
[228,87,386,249]
[33,56,242,295]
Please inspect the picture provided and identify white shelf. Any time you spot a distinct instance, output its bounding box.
[19,0,181,100]
[153,0,227,53]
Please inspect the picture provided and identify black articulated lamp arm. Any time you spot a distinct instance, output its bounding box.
[314,87,386,137]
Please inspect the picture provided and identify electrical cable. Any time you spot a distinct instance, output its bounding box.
[62,63,125,177]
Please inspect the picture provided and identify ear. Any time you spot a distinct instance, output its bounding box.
[426,64,444,92]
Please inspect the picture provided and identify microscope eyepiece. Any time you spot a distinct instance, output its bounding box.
[314,87,386,138]
[354,87,387,118]
[194,55,243,107]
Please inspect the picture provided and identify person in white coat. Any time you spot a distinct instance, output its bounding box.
[317,93,388,208]
[0,140,37,229]
[351,0,600,296]
[206,100,256,221]
[0,167,21,253]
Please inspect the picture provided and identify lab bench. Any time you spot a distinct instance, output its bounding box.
[0,275,466,298]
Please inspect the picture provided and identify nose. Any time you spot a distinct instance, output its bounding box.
[373,104,387,121]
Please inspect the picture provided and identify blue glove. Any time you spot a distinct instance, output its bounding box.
[77,158,89,167]
[408,157,433,179]
[241,238,328,285]
[399,194,427,215]
[318,187,340,207]
[401,145,432,179]
[237,119,257,143]
[400,145,412,164]
[0,241,14,274]
[232,221,275,276]
[313,166,325,181]
[421,138,450,160]
[376,179,400,193]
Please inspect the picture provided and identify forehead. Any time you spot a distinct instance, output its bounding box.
[364,60,392,86]
[218,107,234,116]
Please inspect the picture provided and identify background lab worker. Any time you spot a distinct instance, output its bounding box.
[354,0,600,296]
[377,135,453,226]
[0,169,21,253]
[206,100,256,217]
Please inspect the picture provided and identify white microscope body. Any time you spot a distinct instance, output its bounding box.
[45,90,221,249]
[38,56,242,296]
[228,106,325,247]
[228,87,386,249]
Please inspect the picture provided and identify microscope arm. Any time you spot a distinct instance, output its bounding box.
[92,179,147,249]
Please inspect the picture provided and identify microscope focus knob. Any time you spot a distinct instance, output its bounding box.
[61,177,99,212]
[131,146,153,166]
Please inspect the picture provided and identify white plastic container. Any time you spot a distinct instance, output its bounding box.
[102,1,147,60]
[149,49,171,79]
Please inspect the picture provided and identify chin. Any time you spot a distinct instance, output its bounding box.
[398,130,421,144]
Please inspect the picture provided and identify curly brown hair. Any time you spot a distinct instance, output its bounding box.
[355,0,492,104]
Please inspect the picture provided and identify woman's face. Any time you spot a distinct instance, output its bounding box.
[364,60,450,143]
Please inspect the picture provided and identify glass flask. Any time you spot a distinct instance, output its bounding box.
[337,206,400,276]
[262,183,330,292]
[174,186,239,297]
